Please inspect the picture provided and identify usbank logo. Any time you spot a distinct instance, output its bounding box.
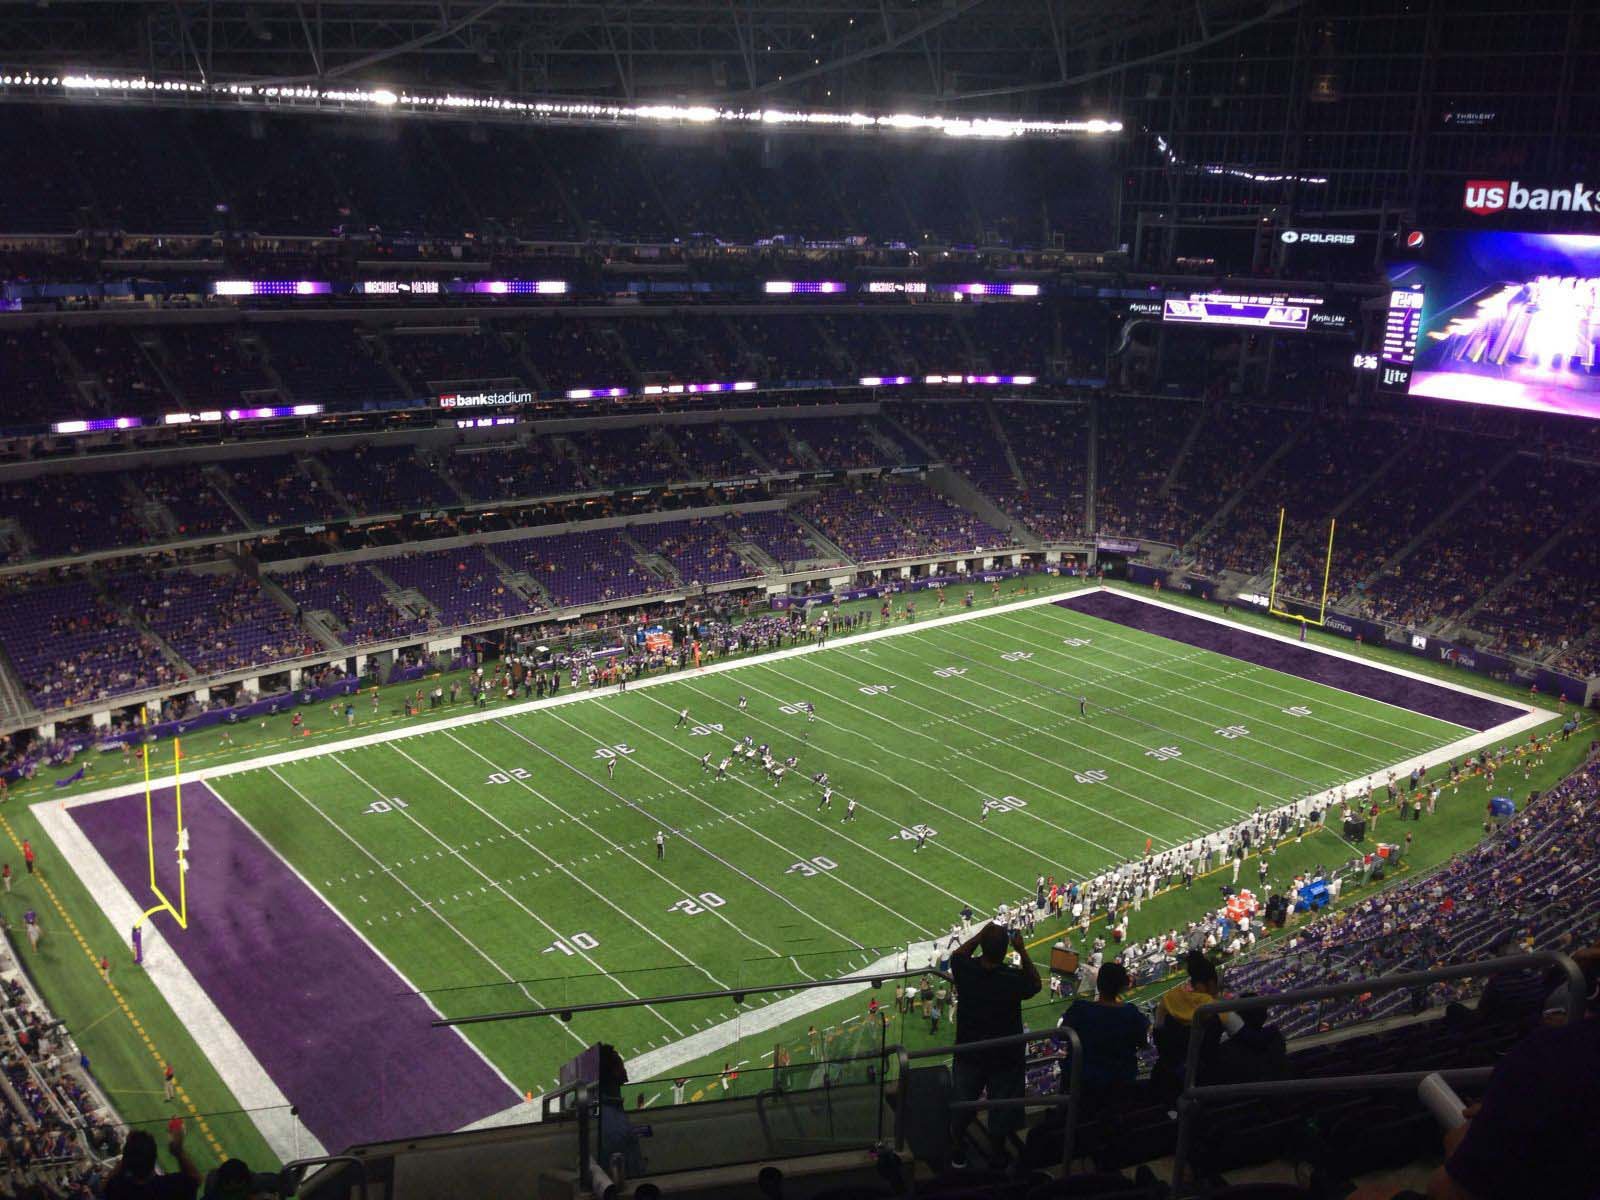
[1464,178,1596,214]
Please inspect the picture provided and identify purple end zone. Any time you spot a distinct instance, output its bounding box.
[1058,592,1525,731]
[70,783,517,1152]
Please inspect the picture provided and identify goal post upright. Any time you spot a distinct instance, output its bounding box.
[1318,517,1338,625]
[1267,507,1337,628]
[134,709,189,932]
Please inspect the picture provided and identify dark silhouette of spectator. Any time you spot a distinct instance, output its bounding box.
[1212,996,1288,1085]
[948,923,1041,1168]
[1421,952,1600,1200]
[105,1126,201,1199]
[1150,951,1230,1099]
[1057,960,1150,1115]
[595,1043,646,1178]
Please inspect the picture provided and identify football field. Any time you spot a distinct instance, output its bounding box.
[46,588,1542,1155]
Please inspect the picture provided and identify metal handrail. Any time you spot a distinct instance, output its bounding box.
[431,966,954,1026]
[893,1025,1084,1173]
[1169,950,1585,1193]
[278,1153,369,1199]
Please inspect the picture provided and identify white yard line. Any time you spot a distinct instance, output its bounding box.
[1006,607,1464,751]
[44,589,1081,814]
[1090,588,1549,728]
[663,674,1046,892]
[803,642,1261,823]
[675,666,1116,869]
[386,741,732,994]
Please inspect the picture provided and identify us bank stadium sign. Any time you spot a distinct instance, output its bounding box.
[437,389,533,409]
[1464,178,1598,215]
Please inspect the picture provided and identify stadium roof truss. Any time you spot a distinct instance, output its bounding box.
[0,0,1295,124]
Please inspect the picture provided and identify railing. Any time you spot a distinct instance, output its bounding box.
[309,947,1588,1196]
[1169,950,1585,1195]
[894,1026,1084,1173]
[279,1153,369,1199]
[432,966,954,1027]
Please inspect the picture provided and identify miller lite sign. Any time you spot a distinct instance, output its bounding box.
[1464,178,1596,214]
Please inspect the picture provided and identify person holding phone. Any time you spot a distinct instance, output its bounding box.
[948,923,1042,1168]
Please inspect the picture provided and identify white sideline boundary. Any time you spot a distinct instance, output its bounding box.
[36,584,1559,1147]
[32,800,320,1164]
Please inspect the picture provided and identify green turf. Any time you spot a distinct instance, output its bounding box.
[17,576,1589,1159]
[207,597,1503,1109]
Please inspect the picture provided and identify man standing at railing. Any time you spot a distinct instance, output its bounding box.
[948,923,1041,1170]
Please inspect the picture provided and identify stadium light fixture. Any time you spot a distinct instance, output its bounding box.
[9,71,1122,142]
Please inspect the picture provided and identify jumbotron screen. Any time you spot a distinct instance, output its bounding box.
[1392,231,1600,419]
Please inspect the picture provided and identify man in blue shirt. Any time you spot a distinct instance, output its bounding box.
[1057,962,1149,1117]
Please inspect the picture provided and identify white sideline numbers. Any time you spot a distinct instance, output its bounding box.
[544,932,600,956]
[670,892,727,916]
[593,744,635,759]
[1214,725,1250,740]
[1000,650,1034,662]
[688,723,724,736]
[1282,706,1312,717]
[1074,769,1109,784]
[364,796,409,815]
[891,824,938,842]
[1061,637,1092,648]
[1145,746,1183,762]
[787,856,838,877]
[859,684,891,696]
[777,701,810,714]
[485,767,531,785]
[934,667,966,679]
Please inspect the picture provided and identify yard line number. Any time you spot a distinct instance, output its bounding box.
[485,767,531,785]
[982,795,1028,815]
[543,932,600,955]
[786,856,839,877]
[669,892,728,916]
[593,743,635,759]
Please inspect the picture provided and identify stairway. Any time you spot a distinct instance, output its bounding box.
[1450,485,1600,630]
[201,463,258,530]
[1158,400,1215,496]
[783,503,852,564]
[985,402,1029,490]
[1356,447,1521,590]
[925,465,1040,550]
[99,572,196,676]
[299,452,361,517]
[1180,424,1307,554]
[257,569,343,651]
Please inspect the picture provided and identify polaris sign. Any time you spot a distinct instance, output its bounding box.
[1464,178,1596,214]
[1280,230,1357,245]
